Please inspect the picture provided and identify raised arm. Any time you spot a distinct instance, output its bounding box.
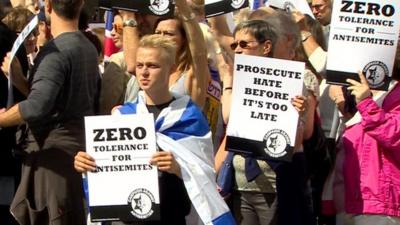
[176,0,210,108]
[119,11,141,74]
[292,11,327,76]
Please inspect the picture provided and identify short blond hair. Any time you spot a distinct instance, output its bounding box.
[138,34,177,66]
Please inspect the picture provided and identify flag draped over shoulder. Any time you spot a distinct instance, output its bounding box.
[118,91,236,225]
[103,10,120,62]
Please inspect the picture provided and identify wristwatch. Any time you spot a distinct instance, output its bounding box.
[123,19,137,28]
[301,31,312,42]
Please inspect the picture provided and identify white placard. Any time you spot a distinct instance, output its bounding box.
[85,114,159,222]
[226,54,304,161]
[268,0,315,19]
[205,0,249,17]
[326,0,400,90]
[99,0,174,17]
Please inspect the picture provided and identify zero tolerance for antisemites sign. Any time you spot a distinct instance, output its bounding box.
[85,114,159,222]
[326,0,400,90]
[226,54,304,161]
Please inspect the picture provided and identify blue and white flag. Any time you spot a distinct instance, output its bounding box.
[117,91,236,225]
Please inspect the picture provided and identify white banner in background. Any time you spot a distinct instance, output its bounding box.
[326,0,400,90]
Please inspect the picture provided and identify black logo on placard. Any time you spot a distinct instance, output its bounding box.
[362,61,388,88]
[128,188,155,219]
[283,1,295,12]
[148,0,170,15]
[231,0,246,9]
[263,129,290,158]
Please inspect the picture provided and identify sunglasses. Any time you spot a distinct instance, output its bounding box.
[113,23,123,34]
[230,40,260,51]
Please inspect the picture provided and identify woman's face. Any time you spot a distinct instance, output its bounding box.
[111,15,123,48]
[232,29,270,57]
[155,19,185,51]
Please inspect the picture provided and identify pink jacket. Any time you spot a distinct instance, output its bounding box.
[343,82,400,217]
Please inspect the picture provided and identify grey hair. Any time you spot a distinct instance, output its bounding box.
[233,19,278,51]
[264,11,301,51]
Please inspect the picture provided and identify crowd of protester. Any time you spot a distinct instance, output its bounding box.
[0,0,399,225]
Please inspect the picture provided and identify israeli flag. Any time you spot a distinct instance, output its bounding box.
[118,91,236,225]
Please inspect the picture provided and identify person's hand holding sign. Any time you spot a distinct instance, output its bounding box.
[150,151,182,178]
[291,95,308,116]
[74,151,97,173]
[346,71,372,104]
